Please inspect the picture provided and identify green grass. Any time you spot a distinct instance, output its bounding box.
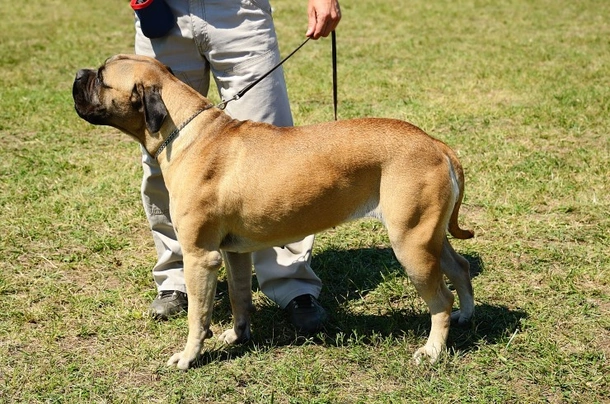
[1,0,609,402]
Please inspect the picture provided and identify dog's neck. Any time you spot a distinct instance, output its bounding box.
[153,104,214,159]
[149,79,217,159]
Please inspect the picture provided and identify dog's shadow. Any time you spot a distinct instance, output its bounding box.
[194,248,525,368]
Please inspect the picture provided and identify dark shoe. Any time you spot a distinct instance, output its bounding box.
[285,294,327,335]
[149,290,188,320]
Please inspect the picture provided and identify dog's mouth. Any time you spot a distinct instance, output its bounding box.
[72,69,109,124]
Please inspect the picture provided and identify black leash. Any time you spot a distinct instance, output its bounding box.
[216,37,312,110]
[218,31,339,121]
[331,30,338,121]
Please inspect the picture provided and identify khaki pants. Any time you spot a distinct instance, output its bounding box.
[134,0,321,308]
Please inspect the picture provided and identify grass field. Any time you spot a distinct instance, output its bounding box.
[1,0,609,402]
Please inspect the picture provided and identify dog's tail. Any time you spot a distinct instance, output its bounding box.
[442,142,475,240]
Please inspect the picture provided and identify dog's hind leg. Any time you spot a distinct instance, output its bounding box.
[219,251,253,345]
[441,238,474,325]
[167,249,222,370]
[388,226,454,365]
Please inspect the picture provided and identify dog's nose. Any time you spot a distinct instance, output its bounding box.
[73,69,93,102]
[75,69,91,82]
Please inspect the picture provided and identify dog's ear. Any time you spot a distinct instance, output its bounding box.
[139,85,168,134]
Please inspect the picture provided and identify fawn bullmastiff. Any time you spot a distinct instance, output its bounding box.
[72,54,475,370]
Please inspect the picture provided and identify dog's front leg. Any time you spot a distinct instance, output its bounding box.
[219,251,253,344]
[167,250,222,370]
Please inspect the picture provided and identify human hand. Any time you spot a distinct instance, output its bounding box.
[306,0,341,39]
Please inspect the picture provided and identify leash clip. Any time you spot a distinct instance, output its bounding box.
[216,94,240,110]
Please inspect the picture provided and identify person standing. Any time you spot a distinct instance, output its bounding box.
[133,0,341,334]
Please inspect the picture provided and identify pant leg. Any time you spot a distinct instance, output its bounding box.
[200,0,321,308]
[135,0,211,293]
[139,147,185,293]
[135,0,322,307]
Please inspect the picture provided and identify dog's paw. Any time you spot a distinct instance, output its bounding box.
[450,310,473,327]
[167,341,206,370]
[219,327,251,345]
[167,351,196,370]
[413,345,442,365]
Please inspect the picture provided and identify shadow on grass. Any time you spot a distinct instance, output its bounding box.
[312,247,523,354]
[312,247,484,301]
[193,247,525,368]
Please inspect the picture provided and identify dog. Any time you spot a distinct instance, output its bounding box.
[73,54,475,370]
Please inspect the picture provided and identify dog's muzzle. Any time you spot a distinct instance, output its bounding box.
[72,69,107,124]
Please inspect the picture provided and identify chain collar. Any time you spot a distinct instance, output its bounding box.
[153,104,214,159]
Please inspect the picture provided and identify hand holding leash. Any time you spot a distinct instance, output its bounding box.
[306,0,341,39]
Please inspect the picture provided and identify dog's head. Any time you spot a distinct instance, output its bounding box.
[72,54,174,144]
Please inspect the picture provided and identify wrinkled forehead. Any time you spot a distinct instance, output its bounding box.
[104,54,164,67]
[100,54,167,88]
[104,54,162,72]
